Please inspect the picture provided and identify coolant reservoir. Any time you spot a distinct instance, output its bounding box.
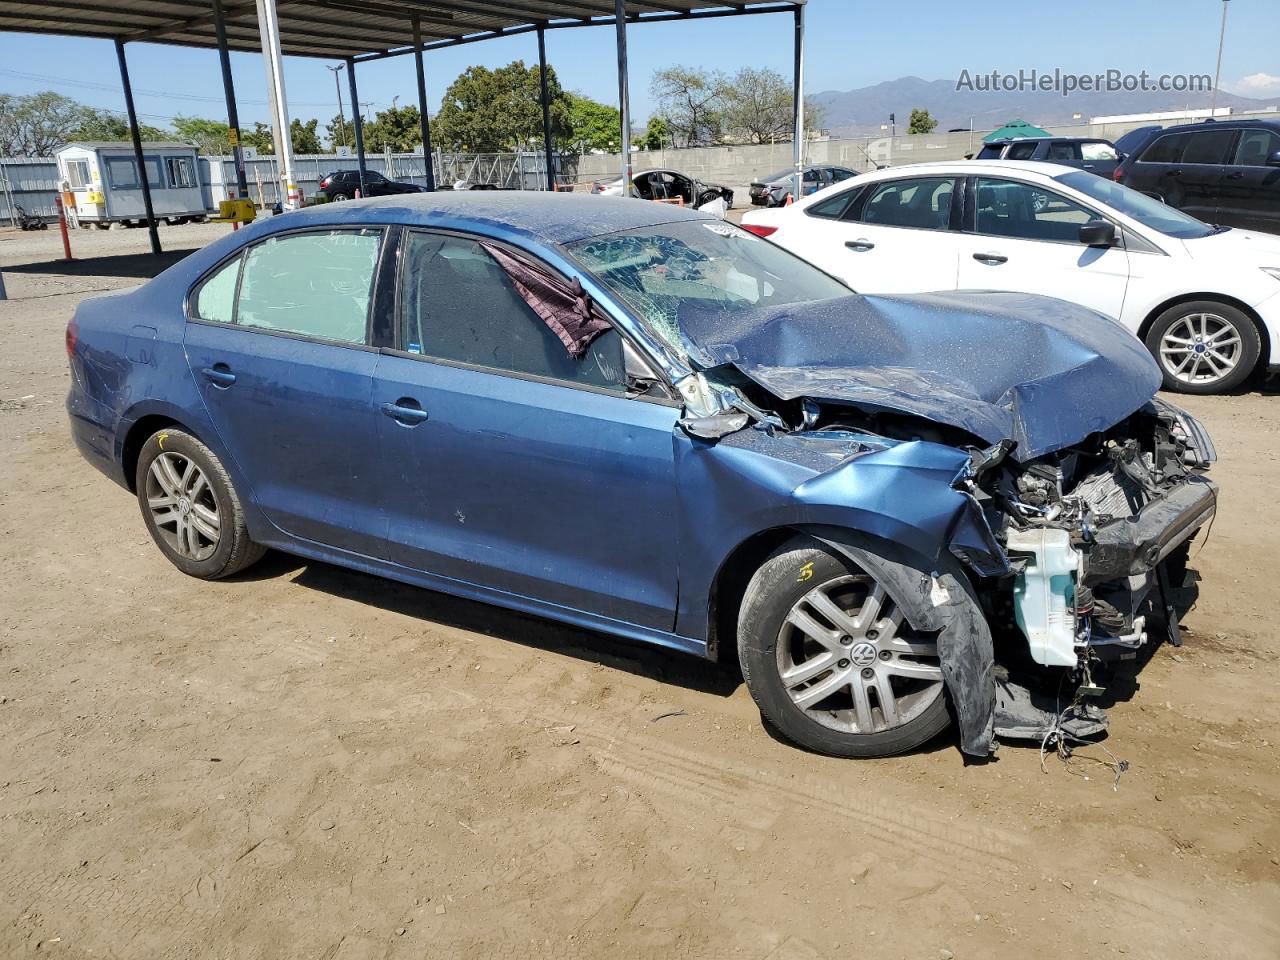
[1007,528,1080,667]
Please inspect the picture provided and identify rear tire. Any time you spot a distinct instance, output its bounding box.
[1144,300,1260,394]
[331,192,349,202]
[738,537,952,758]
[135,428,265,580]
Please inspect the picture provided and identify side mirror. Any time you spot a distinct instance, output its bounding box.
[1266,149,1280,168]
[1079,219,1117,247]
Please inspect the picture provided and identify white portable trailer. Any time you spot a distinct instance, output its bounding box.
[56,142,208,228]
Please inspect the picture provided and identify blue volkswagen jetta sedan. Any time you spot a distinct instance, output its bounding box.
[66,193,1217,759]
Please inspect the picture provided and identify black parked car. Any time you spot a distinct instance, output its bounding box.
[1115,119,1280,234]
[317,169,426,201]
[975,137,1123,178]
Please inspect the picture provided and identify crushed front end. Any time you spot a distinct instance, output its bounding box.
[961,399,1216,741]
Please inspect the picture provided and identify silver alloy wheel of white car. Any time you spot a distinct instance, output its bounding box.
[776,574,944,734]
[1158,311,1243,387]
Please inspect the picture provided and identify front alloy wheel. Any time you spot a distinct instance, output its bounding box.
[738,538,952,757]
[1145,300,1260,395]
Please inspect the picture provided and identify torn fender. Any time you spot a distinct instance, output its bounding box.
[806,527,997,758]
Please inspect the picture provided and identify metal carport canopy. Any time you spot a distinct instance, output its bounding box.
[0,0,807,251]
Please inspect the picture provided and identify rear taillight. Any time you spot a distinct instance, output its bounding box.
[741,223,778,238]
[319,177,330,188]
[65,317,79,358]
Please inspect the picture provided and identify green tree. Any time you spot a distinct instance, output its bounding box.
[71,107,169,146]
[650,66,726,147]
[172,115,232,154]
[361,105,423,153]
[907,107,938,135]
[564,92,620,154]
[433,60,571,152]
[1,91,104,155]
[290,117,322,154]
[716,67,826,144]
[639,115,670,151]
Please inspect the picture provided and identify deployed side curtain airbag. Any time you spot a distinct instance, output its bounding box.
[480,241,612,357]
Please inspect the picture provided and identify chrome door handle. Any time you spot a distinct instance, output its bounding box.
[380,399,428,425]
[972,252,1008,265]
[844,239,875,251]
[201,365,236,387]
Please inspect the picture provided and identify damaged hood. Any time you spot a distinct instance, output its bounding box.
[680,291,1162,461]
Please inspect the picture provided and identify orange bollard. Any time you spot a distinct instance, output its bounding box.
[55,196,73,261]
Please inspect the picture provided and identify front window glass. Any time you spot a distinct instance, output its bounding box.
[860,177,954,229]
[1233,129,1280,166]
[974,178,1094,242]
[236,229,381,343]
[397,233,624,391]
[1054,171,1215,239]
[566,219,850,356]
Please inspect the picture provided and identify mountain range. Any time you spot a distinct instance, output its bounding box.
[811,75,1278,135]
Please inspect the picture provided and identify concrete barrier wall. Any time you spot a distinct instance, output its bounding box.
[573,110,1280,188]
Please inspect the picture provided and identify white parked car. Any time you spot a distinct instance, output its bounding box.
[741,160,1280,394]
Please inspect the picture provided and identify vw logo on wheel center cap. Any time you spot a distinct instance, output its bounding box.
[850,641,877,667]
[178,497,191,515]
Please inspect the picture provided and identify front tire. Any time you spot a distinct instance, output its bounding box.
[135,428,265,579]
[738,538,951,758]
[1144,300,1260,394]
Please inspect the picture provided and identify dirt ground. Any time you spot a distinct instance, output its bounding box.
[1,221,1278,960]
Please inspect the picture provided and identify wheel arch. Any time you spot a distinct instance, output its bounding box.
[1138,292,1271,369]
[702,523,926,662]
[120,413,204,493]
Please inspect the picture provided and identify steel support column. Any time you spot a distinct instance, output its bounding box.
[791,2,805,203]
[614,0,631,197]
[536,25,556,191]
[346,57,368,197]
[114,39,161,255]
[255,0,297,209]
[411,15,435,191]
[212,0,249,201]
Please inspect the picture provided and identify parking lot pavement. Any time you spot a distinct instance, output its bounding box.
[2,222,1279,960]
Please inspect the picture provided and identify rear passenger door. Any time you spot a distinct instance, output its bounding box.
[789,175,961,293]
[371,231,682,631]
[183,227,387,555]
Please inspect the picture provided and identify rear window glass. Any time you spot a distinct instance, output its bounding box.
[1140,132,1189,163]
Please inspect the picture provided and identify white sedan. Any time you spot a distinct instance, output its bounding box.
[742,159,1280,394]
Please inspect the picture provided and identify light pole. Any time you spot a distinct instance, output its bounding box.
[326,63,346,148]
[1211,0,1230,114]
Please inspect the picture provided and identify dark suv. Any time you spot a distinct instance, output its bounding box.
[975,137,1122,178]
[317,169,426,201]
[1115,119,1280,233]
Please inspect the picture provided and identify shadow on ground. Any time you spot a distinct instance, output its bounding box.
[235,550,744,699]
[1,249,199,280]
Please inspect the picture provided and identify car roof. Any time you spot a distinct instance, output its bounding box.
[855,159,1081,179]
[276,190,713,245]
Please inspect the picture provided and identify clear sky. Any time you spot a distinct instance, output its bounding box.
[0,0,1277,135]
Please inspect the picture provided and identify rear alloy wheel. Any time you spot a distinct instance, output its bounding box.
[136,428,265,579]
[331,192,349,202]
[1145,300,1260,394]
[739,538,951,758]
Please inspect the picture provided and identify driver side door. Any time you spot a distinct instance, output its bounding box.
[371,231,683,630]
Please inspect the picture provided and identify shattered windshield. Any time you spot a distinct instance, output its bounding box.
[565,219,851,358]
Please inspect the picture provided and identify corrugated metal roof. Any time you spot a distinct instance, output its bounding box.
[0,1,802,61]
[62,141,198,151]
